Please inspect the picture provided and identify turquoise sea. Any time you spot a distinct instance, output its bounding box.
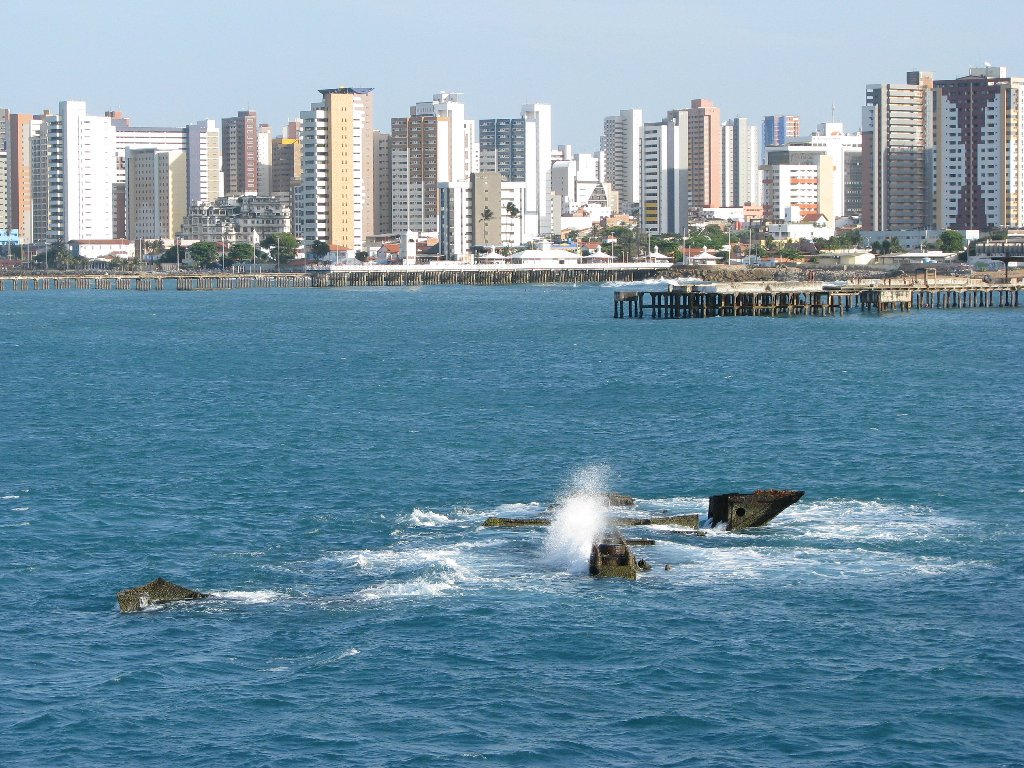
[1,284,1022,767]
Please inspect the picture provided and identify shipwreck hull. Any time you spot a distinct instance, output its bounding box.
[589,527,642,579]
[707,489,805,531]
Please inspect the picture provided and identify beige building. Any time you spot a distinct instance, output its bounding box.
[125,148,187,240]
[687,99,722,211]
[296,87,375,250]
[862,71,935,231]
[271,137,301,200]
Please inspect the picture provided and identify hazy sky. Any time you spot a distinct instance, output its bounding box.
[7,0,1024,150]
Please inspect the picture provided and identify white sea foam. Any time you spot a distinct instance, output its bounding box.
[543,465,611,574]
[778,498,961,542]
[2,495,20,500]
[11,507,29,512]
[408,508,455,527]
[347,545,467,573]
[210,590,285,604]
[356,576,459,601]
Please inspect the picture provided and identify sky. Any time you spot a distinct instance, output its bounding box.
[7,0,1024,151]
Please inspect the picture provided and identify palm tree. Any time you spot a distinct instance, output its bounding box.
[479,206,495,245]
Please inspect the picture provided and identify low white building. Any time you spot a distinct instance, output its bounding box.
[678,248,719,266]
[72,239,136,261]
[766,207,835,241]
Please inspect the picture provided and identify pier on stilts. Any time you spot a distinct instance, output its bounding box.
[0,274,313,292]
[614,277,1022,319]
[0,265,667,293]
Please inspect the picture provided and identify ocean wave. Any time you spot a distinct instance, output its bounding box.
[2,494,20,500]
[209,590,286,604]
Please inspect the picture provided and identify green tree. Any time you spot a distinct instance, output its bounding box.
[145,239,166,255]
[505,201,520,219]
[188,241,220,268]
[228,242,255,264]
[309,240,331,262]
[38,241,73,269]
[479,207,496,243]
[160,246,189,266]
[938,230,966,253]
[261,232,299,261]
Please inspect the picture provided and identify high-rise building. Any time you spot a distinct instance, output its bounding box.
[479,117,527,182]
[113,119,187,238]
[762,123,861,224]
[762,115,801,150]
[296,87,375,250]
[601,108,643,215]
[522,103,553,238]
[372,130,392,236]
[125,148,187,240]
[862,71,935,231]
[641,110,688,234]
[257,123,272,196]
[722,117,761,207]
[0,109,8,232]
[46,101,116,242]
[186,119,222,205]
[391,92,473,235]
[478,103,553,239]
[6,112,45,240]
[221,110,258,195]
[687,99,722,211]
[271,137,301,200]
[933,66,1024,230]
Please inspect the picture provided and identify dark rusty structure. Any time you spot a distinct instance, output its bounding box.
[707,489,805,531]
[589,527,646,579]
[485,488,806,578]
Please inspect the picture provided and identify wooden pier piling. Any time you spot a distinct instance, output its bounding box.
[614,278,1022,320]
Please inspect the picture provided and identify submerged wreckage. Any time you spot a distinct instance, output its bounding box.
[486,488,805,579]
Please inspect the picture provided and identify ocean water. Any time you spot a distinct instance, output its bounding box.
[1,284,1022,767]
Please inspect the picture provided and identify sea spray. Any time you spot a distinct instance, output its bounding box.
[543,466,612,573]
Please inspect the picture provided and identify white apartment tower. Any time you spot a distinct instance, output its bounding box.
[522,103,553,239]
[46,101,116,242]
[187,119,223,204]
[762,123,861,224]
[601,108,643,215]
[722,117,761,207]
[641,110,688,234]
[257,123,272,196]
[933,66,1024,231]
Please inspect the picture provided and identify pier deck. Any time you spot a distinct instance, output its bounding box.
[614,278,1022,318]
[0,264,667,293]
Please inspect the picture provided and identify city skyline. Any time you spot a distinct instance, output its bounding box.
[7,0,1024,149]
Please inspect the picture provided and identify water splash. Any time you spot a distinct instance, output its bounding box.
[543,465,612,573]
